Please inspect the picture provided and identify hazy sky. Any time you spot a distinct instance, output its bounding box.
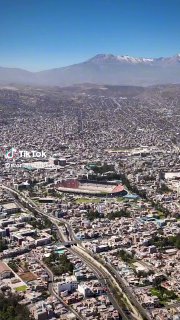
[0,0,180,71]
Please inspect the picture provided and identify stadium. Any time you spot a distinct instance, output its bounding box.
[54,179,127,197]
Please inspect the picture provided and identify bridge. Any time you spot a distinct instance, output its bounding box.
[57,241,78,247]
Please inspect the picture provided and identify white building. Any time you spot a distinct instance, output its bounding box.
[57,281,78,294]
[77,284,92,297]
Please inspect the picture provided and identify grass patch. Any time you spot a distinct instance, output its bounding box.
[151,288,160,296]
[151,286,177,303]
[75,198,100,204]
[15,285,27,292]
[116,197,125,202]
[157,211,165,219]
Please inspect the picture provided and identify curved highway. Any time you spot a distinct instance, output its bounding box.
[1,184,150,320]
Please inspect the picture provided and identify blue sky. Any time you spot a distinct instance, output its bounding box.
[0,0,180,71]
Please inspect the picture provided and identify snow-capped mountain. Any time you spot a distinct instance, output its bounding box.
[88,53,180,65]
[0,53,180,86]
[117,55,154,63]
[88,54,155,64]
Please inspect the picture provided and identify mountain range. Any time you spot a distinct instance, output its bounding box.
[0,53,180,87]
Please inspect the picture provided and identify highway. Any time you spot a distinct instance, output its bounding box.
[1,185,85,320]
[105,262,151,320]
[70,246,132,320]
[40,260,85,320]
[1,184,150,320]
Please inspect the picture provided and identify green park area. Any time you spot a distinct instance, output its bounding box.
[15,285,27,292]
[116,197,125,202]
[151,286,177,303]
[44,252,73,276]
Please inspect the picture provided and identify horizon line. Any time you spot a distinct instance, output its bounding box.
[1,52,180,72]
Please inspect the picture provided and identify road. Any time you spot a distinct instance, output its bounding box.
[1,185,85,320]
[105,262,151,320]
[69,246,131,320]
[40,260,85,320]
[1,184,150,320]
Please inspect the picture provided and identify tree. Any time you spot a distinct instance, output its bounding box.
[116,249,135,263]
[107,209,130,220]
[0,293,32,320]
[44,253,74,276]
[175,234,180,249]
[86,210,102,221]
[8,260,18,273]
[0,239,8,252]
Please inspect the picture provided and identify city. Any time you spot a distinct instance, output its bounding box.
[0,0,180,319]
[0,83,180,320]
